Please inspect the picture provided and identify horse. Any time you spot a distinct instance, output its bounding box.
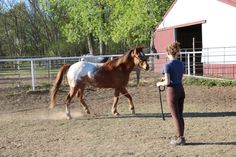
[83,56,141,86]
[50,46,149,119]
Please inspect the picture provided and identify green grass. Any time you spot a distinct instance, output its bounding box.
[183,76,236,87]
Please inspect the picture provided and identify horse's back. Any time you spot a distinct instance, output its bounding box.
[66,59,130,88]
[67,61,98,86]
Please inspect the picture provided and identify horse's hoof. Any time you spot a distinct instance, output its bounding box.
[113,112,120,116]
[85,110,90,114]
[66,117,72,120]
[131,110,135,114]
[66,114,72,120]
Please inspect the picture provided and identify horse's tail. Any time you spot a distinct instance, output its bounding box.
[50,64,71,108]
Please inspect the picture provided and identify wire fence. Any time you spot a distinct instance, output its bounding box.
[0,46,236,90]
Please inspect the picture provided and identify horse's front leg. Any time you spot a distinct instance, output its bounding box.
[112,89,120,116]
[120,87,135,114]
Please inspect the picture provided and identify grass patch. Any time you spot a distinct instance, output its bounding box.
[183,77,236,87]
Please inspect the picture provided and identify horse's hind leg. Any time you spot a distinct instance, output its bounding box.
[65,86,78,120]
[112,89,120,116]
[120,87,135,114]
[77,86,90,114]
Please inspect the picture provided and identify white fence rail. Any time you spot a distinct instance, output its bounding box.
[1,47,236,90]
[0,54,158,90]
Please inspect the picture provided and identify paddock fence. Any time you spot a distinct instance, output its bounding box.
[156,46,236,79]
[0,46,236,90]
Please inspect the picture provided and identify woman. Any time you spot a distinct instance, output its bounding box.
[156,42,186,145]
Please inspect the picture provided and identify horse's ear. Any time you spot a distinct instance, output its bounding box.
[136,46,144,52]
[137,46,144,49]
[130,46,144,56]
[131,48,137,56]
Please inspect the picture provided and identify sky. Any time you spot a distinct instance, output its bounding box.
[0,0,29,10]
[1,0,26,6]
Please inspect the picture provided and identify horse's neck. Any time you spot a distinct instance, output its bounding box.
[118,54,135,73]
[103,54,135,72]
[120,61,135,73]
[123,63,134,73]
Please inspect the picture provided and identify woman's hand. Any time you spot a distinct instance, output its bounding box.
[156,73,170,87]
[156,82,162,87]
[161,77,165,81]
[156,76,166,87]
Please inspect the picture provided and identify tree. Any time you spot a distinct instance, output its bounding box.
[42,0,173,54]
[0,0,173,57]
[46,0,113,55]
[110,0,173,49]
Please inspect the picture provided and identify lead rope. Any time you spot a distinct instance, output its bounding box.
[158,86,165,120]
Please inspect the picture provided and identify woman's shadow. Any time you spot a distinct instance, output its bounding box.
[185,141,236,146]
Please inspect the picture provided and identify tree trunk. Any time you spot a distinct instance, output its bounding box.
[87,33,94,55]
[149,30,155,53]
[99,3,106,55]
[99,38,105,55]
[149,30,156,70]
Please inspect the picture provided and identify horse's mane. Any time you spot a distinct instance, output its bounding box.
[103,50,132,68]
[101,46,144,68]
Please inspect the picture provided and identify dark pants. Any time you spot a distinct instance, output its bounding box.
[166,85,185,137]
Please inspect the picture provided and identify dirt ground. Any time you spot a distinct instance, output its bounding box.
[0,71,235,157]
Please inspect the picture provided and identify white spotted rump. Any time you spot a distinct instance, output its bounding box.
[67,61,98,87]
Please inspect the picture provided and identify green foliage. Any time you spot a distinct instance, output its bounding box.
[0,0,173,57]
[110,0,172,46]
[42,0,173,49]
[183,77,236,87]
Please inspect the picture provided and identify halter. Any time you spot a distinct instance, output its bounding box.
[134,51,147,63]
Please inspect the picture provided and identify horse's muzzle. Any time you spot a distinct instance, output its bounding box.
[143,63,149,71]
[145,64,149,71]
[139,61,149,71]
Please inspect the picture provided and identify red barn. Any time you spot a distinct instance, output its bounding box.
[154,0,236,78]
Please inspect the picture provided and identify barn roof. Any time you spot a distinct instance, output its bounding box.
[218,0,236,8]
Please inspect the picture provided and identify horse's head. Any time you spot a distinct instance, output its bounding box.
[131,47,149,71]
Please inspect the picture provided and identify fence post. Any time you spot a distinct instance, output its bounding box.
[193,37,196,75]
[188,52,190,75]
[31,60,36,91]
[48,60,51,84]
[17,60,20,87]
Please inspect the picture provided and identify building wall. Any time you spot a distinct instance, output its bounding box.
[154,28,174,52]
[154,0,236,78]
[158,0,207,30]
[204,64,236,79]
[202,1,236,48]
[156,0,236,49]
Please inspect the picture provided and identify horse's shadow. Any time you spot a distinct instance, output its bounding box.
[83,111,236,120]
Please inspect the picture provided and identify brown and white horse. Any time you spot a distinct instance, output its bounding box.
[50,47,149,119]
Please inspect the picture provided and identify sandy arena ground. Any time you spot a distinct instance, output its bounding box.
[0,71,235,157]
